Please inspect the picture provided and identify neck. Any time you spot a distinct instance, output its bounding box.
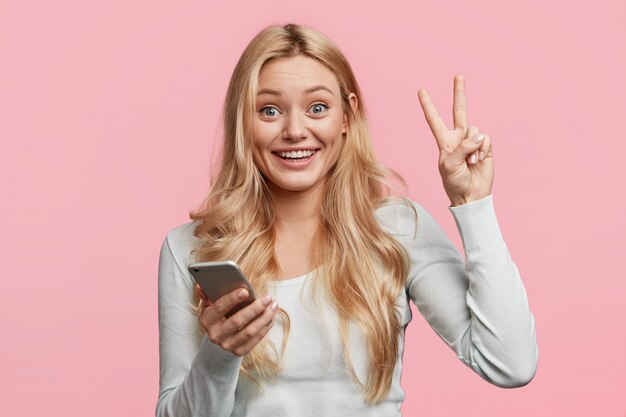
[268,180,324,279]
[268,181,325,227]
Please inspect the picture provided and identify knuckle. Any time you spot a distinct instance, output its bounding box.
[207,330,220,344]
[230,316,243,330]
[213,301,226,315]
[200,313,214,328]
[442,158,454,171]
[233,347,246,357]
[242,327,256,339]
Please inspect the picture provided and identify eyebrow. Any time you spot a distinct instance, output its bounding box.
[257,85,335,97]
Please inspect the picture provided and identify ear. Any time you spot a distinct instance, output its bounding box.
[342,92,358,135]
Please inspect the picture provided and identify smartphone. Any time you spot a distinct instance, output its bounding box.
[188,261,256,318]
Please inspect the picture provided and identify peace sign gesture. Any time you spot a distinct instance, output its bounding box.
[417,75,494,207]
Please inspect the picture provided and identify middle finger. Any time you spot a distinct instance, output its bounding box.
[453,74,468,133]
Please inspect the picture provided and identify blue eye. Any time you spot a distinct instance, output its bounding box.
[310,103,328,114]
[260,106,278,117]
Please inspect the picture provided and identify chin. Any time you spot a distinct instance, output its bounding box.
[268,176,325,194]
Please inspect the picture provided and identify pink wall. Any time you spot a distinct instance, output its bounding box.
[1,0,624,416]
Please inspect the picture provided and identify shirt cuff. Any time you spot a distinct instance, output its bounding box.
[448,194,503,251]
[195,334,243,381]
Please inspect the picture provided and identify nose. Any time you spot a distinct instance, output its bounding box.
[282,112,308,142]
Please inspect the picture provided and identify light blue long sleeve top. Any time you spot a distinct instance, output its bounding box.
[156,194,539,416]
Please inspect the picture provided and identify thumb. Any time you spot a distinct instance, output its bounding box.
[447,130,485,167]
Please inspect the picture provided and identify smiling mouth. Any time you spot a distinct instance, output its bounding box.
[272,149,320,161]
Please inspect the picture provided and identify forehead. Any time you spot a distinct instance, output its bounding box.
[257,55,340,94]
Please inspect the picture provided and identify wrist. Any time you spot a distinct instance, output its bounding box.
[450,198,467,207]
[450,197,473,207]
[449,194,490,207]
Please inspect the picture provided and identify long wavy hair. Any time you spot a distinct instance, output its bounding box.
[188,23,413,404]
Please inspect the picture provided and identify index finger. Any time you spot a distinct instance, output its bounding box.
[453,74,467,132]
[207,287,251,321]
[418,88,447,138]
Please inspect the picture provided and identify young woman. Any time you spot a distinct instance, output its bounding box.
[156,23,538,416]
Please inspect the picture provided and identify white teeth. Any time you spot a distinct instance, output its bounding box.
[278,150,315,159]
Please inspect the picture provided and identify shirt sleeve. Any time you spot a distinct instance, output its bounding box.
[156,234,243,417]
[394,194,539,387]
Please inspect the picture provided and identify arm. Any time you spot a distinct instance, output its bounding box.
[156,235,242,417]
[396,194,539,387]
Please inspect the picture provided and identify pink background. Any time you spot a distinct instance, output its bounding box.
[1,0,624,416]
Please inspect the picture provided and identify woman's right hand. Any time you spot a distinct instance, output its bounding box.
[195,285,279,357]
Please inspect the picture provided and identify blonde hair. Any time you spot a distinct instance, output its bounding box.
[189,23,413,404]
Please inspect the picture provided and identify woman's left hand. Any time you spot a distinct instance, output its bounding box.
[417,74,494,206]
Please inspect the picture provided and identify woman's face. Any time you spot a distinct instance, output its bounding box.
[252,55,353,195]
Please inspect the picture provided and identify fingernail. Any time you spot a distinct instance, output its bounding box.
[472,133,484,143]
[469,153,477,164]
[262,295,272,306]
[479,151,485,161]
[270,301,278,312]
[238,289,248,300]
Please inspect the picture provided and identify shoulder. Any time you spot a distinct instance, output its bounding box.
[160,220,203,270]
[375,197,444,241]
